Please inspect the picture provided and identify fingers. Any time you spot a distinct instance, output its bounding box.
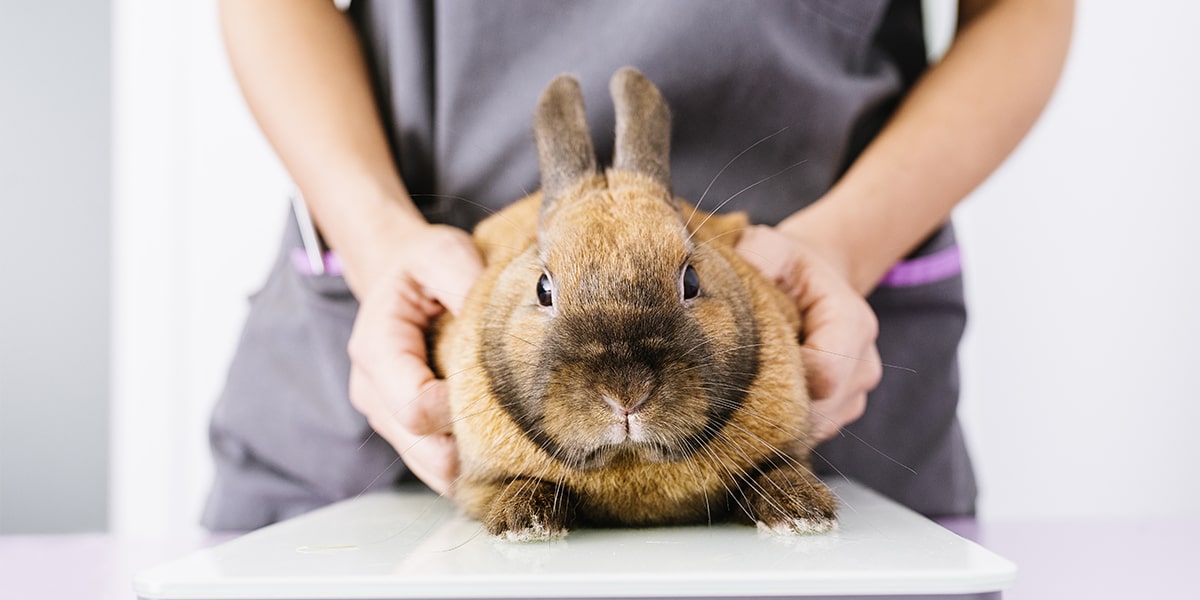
[397,429,459,494]
[735,225,801,294]
[736,223,884,443]
[801,286,882,443]
[350,366,459,494]
[801,298,881,392]
[347,294,445,431]
[809,394,867,444]
[362,353,452,436]
[803,344,870,444]
[805,341,880,443]
[345,234,479,495]
[348,363,459,495]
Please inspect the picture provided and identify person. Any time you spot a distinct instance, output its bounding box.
[202,0,1073,530]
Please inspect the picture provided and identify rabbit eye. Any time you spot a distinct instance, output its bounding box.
[536,273,554,307]
[681,264,700,300]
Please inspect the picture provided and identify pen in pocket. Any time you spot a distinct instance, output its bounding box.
[290,191,343,277]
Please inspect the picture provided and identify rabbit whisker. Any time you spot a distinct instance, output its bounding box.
[671,343,766,372]
[686,159,809,245]
[718,419,852,515]
[692,380,916,479]
[410,193,526,235]
[683,340,917,378]
[353,454,405,500]
[670,434,716,525]
[684,125,791,232]
[693,441,753,520]
[432,525,490,553]
[505,332,539,348]
[686,384,902,506]
[690,226,750,252]
[356,363,487,451]
[801,344,918,375]
[707,430,794,519]
[807,407,919,476]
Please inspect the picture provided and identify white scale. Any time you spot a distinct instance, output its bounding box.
[135,478,1015,599]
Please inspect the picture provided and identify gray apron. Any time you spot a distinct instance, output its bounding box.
[203,0,976,530]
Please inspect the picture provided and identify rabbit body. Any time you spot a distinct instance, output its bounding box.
[433,70,836,541]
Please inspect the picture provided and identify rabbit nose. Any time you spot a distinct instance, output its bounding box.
[602,392,649,417]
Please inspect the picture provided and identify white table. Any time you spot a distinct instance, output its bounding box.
[132,478,1013,599]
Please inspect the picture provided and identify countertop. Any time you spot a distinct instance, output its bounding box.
[1,518,1194,599]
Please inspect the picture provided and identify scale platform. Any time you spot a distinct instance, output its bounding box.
[134,478,1015,599]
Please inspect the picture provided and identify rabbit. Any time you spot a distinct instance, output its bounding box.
[433,67,836,542]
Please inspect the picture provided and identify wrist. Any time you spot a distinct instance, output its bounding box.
[776,185,935,296]
[775,197,871,294]
[342,206,429,298]
[303,175,430,297]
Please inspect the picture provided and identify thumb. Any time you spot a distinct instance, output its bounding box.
[735,225,803,295]
[407,378,453,436]
[412,227,486,316]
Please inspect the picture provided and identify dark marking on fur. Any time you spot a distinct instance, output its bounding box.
[481,253,761,470]
[535,76,599,225]
[479,317,568,461]
[611,67,673,194]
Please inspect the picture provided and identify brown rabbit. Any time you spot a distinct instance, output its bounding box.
[434,67,836,541]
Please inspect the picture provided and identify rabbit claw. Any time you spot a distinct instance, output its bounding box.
[484,478,573,542]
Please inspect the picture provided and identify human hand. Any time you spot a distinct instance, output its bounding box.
[735,225,882,443]
[346,223,484,494]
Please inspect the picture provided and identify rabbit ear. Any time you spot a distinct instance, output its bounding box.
[610,67,672,193]
[534,75,599,221]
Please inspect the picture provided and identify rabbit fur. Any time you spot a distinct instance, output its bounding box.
[434,68,836,541]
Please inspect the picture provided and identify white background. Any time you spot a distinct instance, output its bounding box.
[110,1,1200,535]
[954,3,1200,519]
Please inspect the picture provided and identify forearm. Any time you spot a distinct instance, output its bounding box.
[779,0,1074,295]
[219,0,424,295]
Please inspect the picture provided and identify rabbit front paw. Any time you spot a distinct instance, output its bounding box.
[483,478,573,542]
[746,465,838,535]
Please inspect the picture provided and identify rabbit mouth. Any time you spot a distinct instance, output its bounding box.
[554,407,707,470]
[570,439,682,471]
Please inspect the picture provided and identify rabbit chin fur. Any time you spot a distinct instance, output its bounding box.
[433,169,837,541]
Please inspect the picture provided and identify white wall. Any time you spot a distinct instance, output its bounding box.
[110,0,1200,534]
[111,0,287,535]
[954,0,1200,520]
